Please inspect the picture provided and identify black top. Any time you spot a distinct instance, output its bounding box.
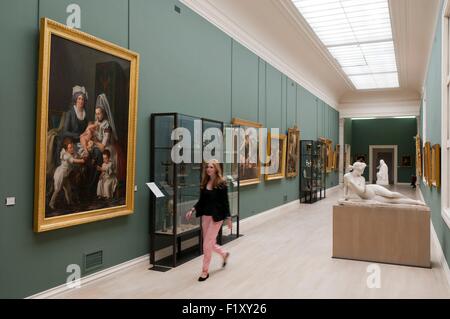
[194,181,231,222]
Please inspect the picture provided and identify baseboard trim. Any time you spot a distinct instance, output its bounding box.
[240,199,299,226]
[27,254,149,299]
[326,185,341,195]
[241,185,340,226]
[418,187,425,202]
[418,188,450,287]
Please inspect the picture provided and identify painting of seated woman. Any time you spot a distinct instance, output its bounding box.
[34,18,138,232]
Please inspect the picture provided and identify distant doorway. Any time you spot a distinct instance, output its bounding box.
[369,145,398,184]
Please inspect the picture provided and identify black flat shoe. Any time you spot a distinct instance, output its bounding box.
[222,252,230,268]
[198,274,209,282]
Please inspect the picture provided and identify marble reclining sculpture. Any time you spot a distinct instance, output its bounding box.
[342,162,425,206]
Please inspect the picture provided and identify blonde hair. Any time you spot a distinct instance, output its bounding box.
[200,159,226,189]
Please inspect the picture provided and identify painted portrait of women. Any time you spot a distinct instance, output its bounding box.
[34,19,139,232]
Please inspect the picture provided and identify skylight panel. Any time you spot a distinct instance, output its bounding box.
[293,0,399,89]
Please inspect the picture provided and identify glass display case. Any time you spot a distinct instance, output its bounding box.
[150,113,240,270]
[299,140,326,203]
[218,124,241,244]
[149,113,201,270]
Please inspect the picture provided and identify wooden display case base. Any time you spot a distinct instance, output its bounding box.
[332,202,431,268]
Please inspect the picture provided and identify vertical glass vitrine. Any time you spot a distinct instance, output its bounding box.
[150,113,201,270]
[150,114,240,270]
[218,124,240,244]
[299,140,326,203]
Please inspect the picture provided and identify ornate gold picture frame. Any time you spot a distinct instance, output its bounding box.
[34,18,139,232]
[265,133,287,181]
[423,142,432,187]
[415,134,422,177]
[334,144,340,171]
[432,144,441,188]
[231,118,262,186]
[286,127,300,178]
[319,137,333,173]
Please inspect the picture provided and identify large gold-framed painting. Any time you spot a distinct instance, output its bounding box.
[432,144,441,188]
[334,144,340,171]
[423,142,432,187]
[265,133,287,181]
[319,138,333,173]
[231,118,262,186]
[286,127,300,178]
[34,18,139,232]
[415,134,422,177]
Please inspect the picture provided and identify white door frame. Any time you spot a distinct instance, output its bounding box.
[369,145,398,184]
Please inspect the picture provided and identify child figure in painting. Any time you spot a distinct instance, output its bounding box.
[78,139,95,159]
[79,121,99,157]
[49,139,85,209]
[96,149,118,199]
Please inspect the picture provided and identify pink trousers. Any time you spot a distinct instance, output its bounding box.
[201,216,227,273]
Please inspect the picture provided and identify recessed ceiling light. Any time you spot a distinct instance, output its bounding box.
[293,0,399,90]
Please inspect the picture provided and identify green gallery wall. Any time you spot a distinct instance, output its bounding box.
[420,0,450,268]
[0,0,339,298]
[350,118,417,183]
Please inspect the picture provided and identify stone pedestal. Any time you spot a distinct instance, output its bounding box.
[333,201,431,268]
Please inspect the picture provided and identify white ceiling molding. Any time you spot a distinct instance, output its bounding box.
[421,0,442,89]
[339,100,420,119]
[340,88,420,103]
[180,0,340,110]
[389,0,408,88]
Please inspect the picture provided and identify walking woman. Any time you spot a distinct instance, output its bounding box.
[186,159,232,281]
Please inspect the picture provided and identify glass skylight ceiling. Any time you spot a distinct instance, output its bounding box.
[292,0,399,90]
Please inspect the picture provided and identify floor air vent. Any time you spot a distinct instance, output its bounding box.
[84,250,103,272]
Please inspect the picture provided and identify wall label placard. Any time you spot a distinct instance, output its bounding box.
[146,183,165,198]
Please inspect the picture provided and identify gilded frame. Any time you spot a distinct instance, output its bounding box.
[265,133,287,181]
[34,18,139,232]
[432,144,441,188]
[415,134,422,177]
[424,142,432,187]
[231,118,262,186]
[286,127,300,178]
[319,138,333,173]
[334,144,340,171]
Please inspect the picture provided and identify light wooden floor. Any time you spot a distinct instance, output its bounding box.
[55,185,450,299]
